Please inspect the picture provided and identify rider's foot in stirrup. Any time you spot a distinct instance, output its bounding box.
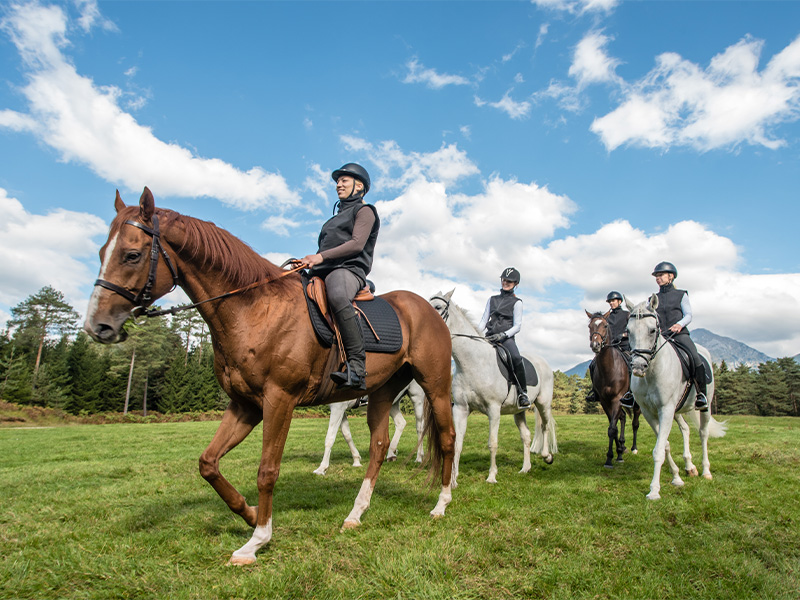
[620,391,635,409]
[585,390,597,402]
[695,392,709,412]
[331,365,367,391]
[517,392,530,409]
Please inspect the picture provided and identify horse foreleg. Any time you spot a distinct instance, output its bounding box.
[698,411,714,480]
[647,407,682,500]
[514,411,532,474]
[199,400,261,528]
[342,393,394,529]
[674,413,698,476]
[411,384,426,463]
[386,402,406,461]
[617,409,627,461]
[630,407,641,454]
[605,415,617,468]
[486,404,501,483]
[313,401,350,475]
[230,396,295,566]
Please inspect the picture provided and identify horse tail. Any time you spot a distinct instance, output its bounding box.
[421,392,445,487]
[684,409,729,438]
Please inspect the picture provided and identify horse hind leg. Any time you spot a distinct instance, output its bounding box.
[514,411,532,474]
[199,399,262,528]
[674,413,698,477]
[341,382,400,530]
[313,401,352,475]
[486,404,501,483]
[531,396,556,464]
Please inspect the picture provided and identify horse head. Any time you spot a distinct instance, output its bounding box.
[627,294,660,377]
[429,289,455,322]
[585,309,611,354]
[84,188,179,344]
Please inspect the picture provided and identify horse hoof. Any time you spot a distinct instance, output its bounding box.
[544,454,554,465]
[430,511,445,519]
[312,469,326,476]
[228,554,256,566]
[646,492,661,500]
[671,479,685,487]
[703,472,713,481]
[632,449,638,455]
[386,456,397,462]
[616,458,624,463]
[341,520,360,531]
[352,461,362,468]
[604,463,614,469]
[486,476,497,484]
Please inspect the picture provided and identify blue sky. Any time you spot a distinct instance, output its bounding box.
[1,0,799,370]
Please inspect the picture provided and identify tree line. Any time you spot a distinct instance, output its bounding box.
[2,286,799,417]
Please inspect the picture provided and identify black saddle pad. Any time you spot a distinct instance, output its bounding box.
[671,342,713,383]
[302,277,403,353]
[494,345,539,388]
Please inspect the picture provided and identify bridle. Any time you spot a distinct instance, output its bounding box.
[94,215,179,314]
[589,316,610,350]
[429,294,491,343]
[94,216,305,319]
[629,309,675,369]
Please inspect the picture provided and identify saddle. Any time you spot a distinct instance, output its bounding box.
[493,344,539,392]
[302,273,403,353]
[668,341,713,411]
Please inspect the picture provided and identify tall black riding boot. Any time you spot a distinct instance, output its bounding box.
[330,305,367,391]
[694,364,709,412]
[513,362,530,408]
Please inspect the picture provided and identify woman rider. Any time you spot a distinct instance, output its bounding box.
[587,291,635,406]
[648,261,709,412]
[301,163,379,391]
[478,267,530,409]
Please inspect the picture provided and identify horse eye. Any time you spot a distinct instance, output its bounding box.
[124,251,142,263]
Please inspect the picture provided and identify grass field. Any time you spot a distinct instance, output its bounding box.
[1,412,798,600]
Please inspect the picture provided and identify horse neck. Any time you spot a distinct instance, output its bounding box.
[446,304,492,369]
[161,214,299,333]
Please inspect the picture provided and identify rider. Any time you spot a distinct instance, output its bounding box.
[587,291,635,406]
[478,267,530,409]
[650,261,709,412]
[301,163,380,391]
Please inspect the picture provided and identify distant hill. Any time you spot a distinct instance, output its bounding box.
[691,328,773,367]
[564,360,591,377]
[562,329,778,374]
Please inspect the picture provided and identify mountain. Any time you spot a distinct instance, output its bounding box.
[562,329,776,374]
[691,328,773,367]
[564,360,591,377]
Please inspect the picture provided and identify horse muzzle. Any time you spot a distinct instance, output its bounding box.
[84,321,128,344]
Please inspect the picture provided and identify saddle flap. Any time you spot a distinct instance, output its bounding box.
[307,277,334,329]
[493,346,539,389]
[354,286,374,302]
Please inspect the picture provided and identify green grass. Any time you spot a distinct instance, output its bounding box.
[1,414,798,599]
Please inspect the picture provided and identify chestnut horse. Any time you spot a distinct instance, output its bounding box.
[585,310,641,467]
[84,188,455,565]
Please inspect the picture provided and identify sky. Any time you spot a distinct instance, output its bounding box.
[1,0,799,371]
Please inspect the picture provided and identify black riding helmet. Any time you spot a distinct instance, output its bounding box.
[331,163,371,194]
[606,291,623,302]
[652,261,678,278]
[501,267,521,283]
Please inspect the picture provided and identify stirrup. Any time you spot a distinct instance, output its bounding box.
[620,391,635,408]
[585,390,597,402]
[695,392,709,412]
[331,363,366,391]
[517,392,530,409]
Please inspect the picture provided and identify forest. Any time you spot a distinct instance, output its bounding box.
[2,286,799,417]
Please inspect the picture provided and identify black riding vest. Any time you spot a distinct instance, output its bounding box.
[656,284,689,334]
[607,306,630,349]
[310,200,380,283]
[486,291,520,336]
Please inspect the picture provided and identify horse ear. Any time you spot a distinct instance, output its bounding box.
[603,310,611,319]
[444,289,455,300]
[625,297,634,311]
[114,190,126,213]
[139,186,155,222]
[585,309,593,319]
[648,293,659,310]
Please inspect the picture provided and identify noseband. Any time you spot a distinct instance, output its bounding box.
[94,215,179,312]
[430,295,451,323]
[589,317,610,350]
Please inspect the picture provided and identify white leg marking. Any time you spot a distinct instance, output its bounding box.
[230,520,272,565]
[342,478,373,529]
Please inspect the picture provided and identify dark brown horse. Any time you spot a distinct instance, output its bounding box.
[84,188,455,565]
[585,310,640,467]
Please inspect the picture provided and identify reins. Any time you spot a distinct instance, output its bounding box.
[629,309,677,368]
[94,217,305,319]
[430,295,492,344]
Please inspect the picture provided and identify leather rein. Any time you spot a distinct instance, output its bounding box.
[430,295,491,343]
[94,217,304,318]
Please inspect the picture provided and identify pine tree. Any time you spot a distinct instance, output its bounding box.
[64,332,104,414]
[775,357,800,416]
[754,361,790,416]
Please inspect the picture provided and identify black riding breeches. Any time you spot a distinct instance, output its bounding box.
[500,337,527,391]
[671,332,707,394]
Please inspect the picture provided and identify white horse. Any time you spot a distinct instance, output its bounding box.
[430,291,557,486]
[313,382,426,475]
[626,296,728,500]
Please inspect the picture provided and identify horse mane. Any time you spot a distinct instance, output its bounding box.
[448,299,482,334]
[109,206,296,293]
[170,211,295,292]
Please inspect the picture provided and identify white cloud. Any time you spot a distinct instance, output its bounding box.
[591,34,800,151]
[402,57,470,89]
[474,90,532,120]
[0,187,107,316]
[0,2,295,210]
[531,0,619,15]
[261,215,301,237]
[569,31,620,88]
